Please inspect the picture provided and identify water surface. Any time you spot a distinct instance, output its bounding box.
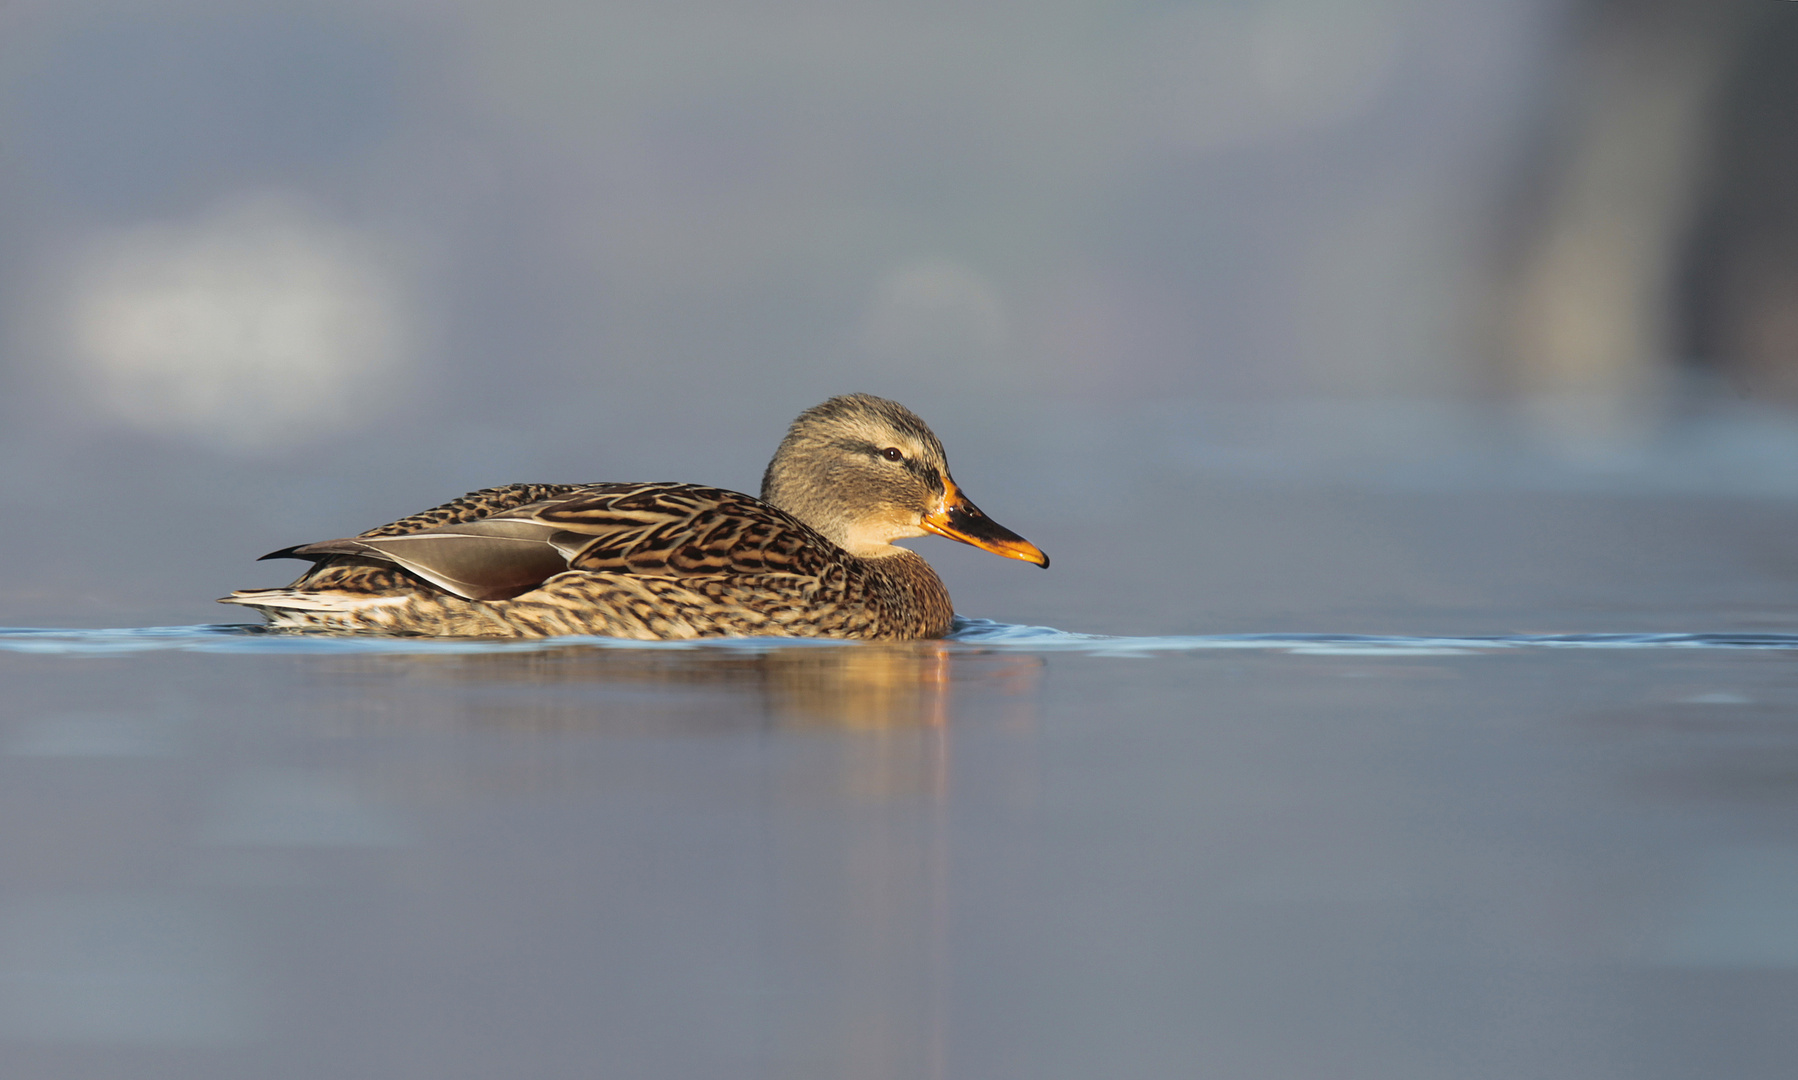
[3,616,1798,1079]
[10,618,1798,656]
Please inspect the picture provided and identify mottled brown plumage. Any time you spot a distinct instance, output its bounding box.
[221,395,1048,639]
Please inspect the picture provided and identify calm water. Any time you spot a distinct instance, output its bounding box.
[3,616,1798,1079]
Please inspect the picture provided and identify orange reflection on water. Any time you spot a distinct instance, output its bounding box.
[332,641,1038,735]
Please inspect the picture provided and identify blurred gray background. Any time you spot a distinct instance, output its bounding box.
[4,0,1798,632]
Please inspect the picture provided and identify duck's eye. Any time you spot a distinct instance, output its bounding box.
[881,447,905,462]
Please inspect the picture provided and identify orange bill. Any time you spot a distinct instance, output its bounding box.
[920,479,1049,568]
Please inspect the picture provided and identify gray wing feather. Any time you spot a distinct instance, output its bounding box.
[294,518,576,601]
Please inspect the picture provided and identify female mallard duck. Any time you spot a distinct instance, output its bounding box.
[221,394,1048,639]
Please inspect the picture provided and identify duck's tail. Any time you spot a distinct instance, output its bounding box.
[218,588,412,630]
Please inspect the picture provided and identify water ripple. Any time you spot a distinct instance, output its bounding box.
[1,619,1796,658]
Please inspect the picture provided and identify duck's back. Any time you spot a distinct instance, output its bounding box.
[358,482,584,537]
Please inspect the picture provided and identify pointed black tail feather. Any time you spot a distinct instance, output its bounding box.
[258,545,318,562]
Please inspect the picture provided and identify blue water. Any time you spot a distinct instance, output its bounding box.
[5,617,1798,657]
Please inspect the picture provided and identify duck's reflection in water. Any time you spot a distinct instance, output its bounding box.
[313,642,1042,1078]
[355,641,1042,735]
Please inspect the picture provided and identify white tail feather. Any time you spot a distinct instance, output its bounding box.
[219,589,409,613]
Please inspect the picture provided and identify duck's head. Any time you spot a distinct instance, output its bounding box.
[760,394,1049,568]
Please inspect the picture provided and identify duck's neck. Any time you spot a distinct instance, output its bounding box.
[869,547,954,637]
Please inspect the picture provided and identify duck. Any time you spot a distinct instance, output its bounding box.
[220,394,1048,639]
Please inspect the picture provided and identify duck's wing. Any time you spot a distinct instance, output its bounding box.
[536,483,835,577]
[267,483,838,602]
